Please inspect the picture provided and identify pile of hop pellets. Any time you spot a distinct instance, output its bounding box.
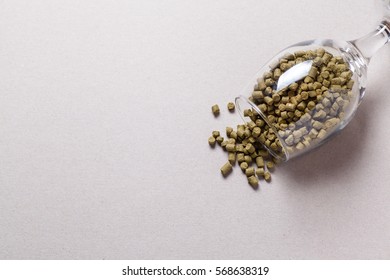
[209,103,277,189]
[209,48,355,189]
[250,48,354,157]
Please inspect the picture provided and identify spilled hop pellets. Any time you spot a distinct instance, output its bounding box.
[208,115,277,188]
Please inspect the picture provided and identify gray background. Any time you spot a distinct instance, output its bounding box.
[0,0,389,259]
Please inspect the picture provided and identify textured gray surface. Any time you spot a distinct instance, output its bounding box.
[0,0,389,259]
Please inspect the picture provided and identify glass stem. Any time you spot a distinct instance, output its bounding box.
[349,21,390,64]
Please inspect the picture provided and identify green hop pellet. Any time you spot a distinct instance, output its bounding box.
[289,82,299,91]
[228,152,236,164]
[256,167,265,177]
[230,131,237,140]
[245,143,255,154]
[237,124,245,130]
[237,153,245,163]
[296,142,304,150]
[263,171,271,182]
[208,136,216,146]
[237,128,245,138]
[245,167,255,177]
[226,127,233,137]
[212,131,220,138]
[264,96,273,106]
[285,103,296,112]
[243,109,251,117]
[252,127,261,138]
[255,156,264,168]
[220,162,233,177]
[236,144,245,153]
[244,155,252,164]
[248,176,259,188]
[297,101,306,111]
[216,136,224,144]
[307,101,316,110]
[258,103,267,113]
[308,66,318,79]
[250,151,258,159]
[227,102,235,111]
[226,144,236,152]
[212,104,220,116]
[266,161,275,171]
[248,121,256,130]
[322,53,332,64]
[240,162,248,171]
[253,91,264,100]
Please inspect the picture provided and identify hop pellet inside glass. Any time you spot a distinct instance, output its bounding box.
[235,21,390,161]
